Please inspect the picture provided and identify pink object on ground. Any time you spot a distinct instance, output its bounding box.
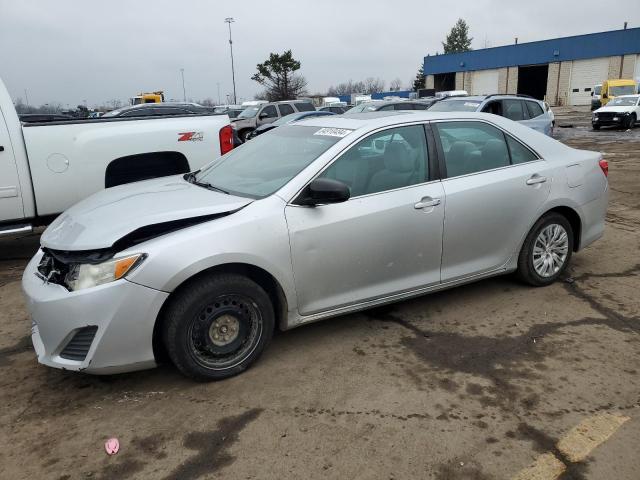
[105,438,119,455]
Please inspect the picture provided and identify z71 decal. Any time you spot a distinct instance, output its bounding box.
[178,131,204,142]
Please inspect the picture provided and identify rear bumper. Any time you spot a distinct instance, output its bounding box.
[22,251,169,374]
[579,184,609,251]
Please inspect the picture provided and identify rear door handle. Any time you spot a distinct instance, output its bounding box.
[526,174,547,185]
[414,197,441,209]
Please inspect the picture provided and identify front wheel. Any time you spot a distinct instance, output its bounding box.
[239,129,254,143]
[592,124,601,130]
[162,273,275,380]
[624,114,636,129]
[517,213,574,287]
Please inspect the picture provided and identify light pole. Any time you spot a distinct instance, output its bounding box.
[180,68,186,102]
[216,82,221,105]
[24,89,30,107]
[224,17,237,104]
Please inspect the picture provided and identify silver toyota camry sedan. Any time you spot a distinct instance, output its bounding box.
[23,111,609,380]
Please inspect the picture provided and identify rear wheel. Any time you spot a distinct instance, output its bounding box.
[517,213,573,287]
[162,273,274,380]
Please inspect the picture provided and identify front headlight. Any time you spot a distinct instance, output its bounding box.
[65,254,146,291]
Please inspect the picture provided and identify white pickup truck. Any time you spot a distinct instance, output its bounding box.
[0,77,234,236]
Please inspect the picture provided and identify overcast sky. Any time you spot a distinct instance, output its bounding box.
[1,0,639,107]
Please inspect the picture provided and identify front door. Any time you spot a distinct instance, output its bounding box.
[285,124,444,315]
[433,120,551,282]
[0,108,24,222]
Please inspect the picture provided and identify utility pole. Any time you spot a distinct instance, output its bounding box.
[217,82,221,105]
[24,89,30,107]
[224,17,237,104]
[180,68,186,102]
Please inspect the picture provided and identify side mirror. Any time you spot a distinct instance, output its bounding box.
[590,91,594,96]
[296,178,350,206]
[259,112,268,119]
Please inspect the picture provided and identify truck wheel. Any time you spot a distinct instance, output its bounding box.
[592,124,600,131]
[239,129,253,143]
[624,114,636,129]
[162,273,275,381]
[516,213,573,287]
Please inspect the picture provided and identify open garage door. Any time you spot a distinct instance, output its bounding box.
[568,58,609,105]
[472,69,499,95]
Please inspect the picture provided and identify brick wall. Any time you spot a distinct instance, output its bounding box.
[621,55,636,78]
[497,68,508,94]
[506,67,518,94]
[425,75,435,89]
[545,61,572,106]
[463,72,473,92]
[608,56,622,79]
[455,72,464,90]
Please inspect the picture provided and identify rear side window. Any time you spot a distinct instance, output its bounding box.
[435,121,510,177]
[378,105,395,111]
[393,103,414,111]
[525,101,544,118]
[294,102,315,112]
[502,100,526,121]
[278,104,295,116]
[506,136,538,164]
[412,103,429,110]
[261,105,278,118]
[122,109,154,117]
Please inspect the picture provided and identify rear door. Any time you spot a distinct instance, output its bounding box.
[433,120,550,282]
[0,108,24,221]
[257,105,278,126]
[521,100,551,135]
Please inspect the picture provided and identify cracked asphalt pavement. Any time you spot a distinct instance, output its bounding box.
[0,107,638,479]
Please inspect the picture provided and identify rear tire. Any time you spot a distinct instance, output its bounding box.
[162,273,274,381]
[592,124,601,130]
[517,213,574,287]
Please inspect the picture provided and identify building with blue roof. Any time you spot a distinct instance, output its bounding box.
[423,27,640,106]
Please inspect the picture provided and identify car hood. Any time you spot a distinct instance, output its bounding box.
[595,105,637,113]
[41,175,253,251]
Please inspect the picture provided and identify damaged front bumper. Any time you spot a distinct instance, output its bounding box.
[22,250,169,374]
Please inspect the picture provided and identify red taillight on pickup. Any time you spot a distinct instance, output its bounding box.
[219,125,234,155]
[599,159,609,177]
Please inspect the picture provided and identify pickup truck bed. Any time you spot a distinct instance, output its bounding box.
[0,76,233,233]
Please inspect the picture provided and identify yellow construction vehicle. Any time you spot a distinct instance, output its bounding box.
[129,91,165,105]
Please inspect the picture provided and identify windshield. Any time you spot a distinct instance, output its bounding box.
[237,106,260,119]
[609,97,638,106]
[610,85,636,96]
[345,103,380,113]
[428,100,481,112]
[594,85,602,95]
[194,125,349,198]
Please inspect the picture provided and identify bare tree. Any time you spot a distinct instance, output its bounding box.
[389,78,403,91]
[200,98,216,107]
[363,77,385,94]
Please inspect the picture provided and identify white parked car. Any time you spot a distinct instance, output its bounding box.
[0,77,234,236]
[23,111,608,380]
[592,95,640,130]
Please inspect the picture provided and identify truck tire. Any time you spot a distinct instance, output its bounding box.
[239,129,254,143]
[162,273,275,381]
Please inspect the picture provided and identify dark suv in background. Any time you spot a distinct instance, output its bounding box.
[232,100,315,142]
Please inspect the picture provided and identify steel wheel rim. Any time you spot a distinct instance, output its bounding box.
[188,294,262,370]
[532,223,569,278]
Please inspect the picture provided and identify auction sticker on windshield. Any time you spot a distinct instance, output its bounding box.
[314,127,353,138]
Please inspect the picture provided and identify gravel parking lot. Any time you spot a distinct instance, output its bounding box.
[1,107,639,480]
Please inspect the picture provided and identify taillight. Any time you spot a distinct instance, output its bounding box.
[599,159,609,177]
[219,125,234,155]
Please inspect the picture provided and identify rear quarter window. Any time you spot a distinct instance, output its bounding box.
[294,102,315,112]
[525,101,544,118]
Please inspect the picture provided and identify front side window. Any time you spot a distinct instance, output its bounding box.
[260,105,278,118]
[394,103,414,111]
[503,99,526,121]
[435,121,511,177]
[278,104,295,116]
[195,125,345,198]
[238,106,260,119]
[319,125,428,197]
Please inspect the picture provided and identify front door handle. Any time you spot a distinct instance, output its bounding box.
[414,197,441,209]
[526,174,547,185]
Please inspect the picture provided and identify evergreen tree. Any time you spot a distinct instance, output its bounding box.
[442,19,473,54]
[413,65,426,91]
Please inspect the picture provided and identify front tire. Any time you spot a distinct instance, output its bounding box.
[517,213,573,287]
[592,124,601,130]
[624,114,636,129]
[162,273,275,380]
